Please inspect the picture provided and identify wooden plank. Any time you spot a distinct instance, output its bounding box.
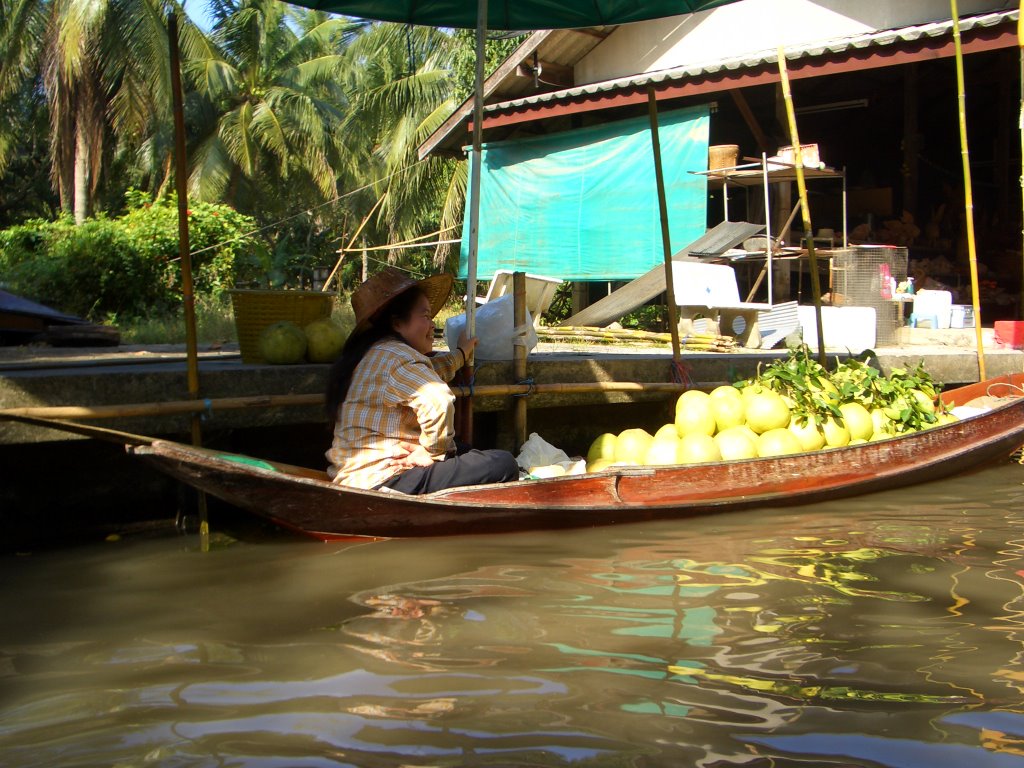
[558,221,764,329]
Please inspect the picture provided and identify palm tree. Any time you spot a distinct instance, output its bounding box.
[336,22,460,268]
[183,0,356,215]
[1,0,175,222]
[0,0,47,177]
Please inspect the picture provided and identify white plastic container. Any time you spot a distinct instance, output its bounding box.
[910,289,952,330]
[797,305,876,352]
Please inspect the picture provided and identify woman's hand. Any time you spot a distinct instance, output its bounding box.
[391,441,435,471]
[457,331,479,364]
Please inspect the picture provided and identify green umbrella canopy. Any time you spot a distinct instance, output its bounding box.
[284,0,740,30]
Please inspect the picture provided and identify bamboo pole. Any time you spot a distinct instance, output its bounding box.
[512,272,528,449]
[647,88,684,371]
[951,0,987,380]
[0,381,692,422]
[168,10,208,546]
[777,47,827,366]
[456,0,488,446]
[321,193,385,291]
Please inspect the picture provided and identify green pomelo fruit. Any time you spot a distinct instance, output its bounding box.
[711,395,746,433]
[714,427,758,461]
[709,384,743,402]
[821,416,851,448]
[615,428,653,464]
[259,321,307,364]
[645,436,681,466]
[587,458,617,473]
[675,392,716,437]
[870,408,894,438]
[587,433,618,464]
[838,402,874,442]
[910,388,936,414]
[756,428,803,457]
[788,417,825,452]
[676,433,721,464]
[304,317,346,363]
[654,423,679,441]
[744,389,791,434]
[849,438,868,445]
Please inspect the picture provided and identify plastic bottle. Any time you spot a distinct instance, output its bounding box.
[906,277,915,295]
[879,264,892,299]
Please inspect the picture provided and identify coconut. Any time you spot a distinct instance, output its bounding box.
[258,321,308,364]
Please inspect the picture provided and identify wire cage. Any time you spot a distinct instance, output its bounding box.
[829,246,908,345]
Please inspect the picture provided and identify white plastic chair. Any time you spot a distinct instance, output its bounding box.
[474,270,562,327]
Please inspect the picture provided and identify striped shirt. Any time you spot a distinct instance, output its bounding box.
[326,338,462,490]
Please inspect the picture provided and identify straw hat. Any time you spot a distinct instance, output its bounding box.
[351,266,453,334]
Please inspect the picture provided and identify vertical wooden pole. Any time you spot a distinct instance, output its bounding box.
[647,88,683,372]
[777,47,827,366]
[951,0,987,379]
[168,11,208,547]
[1018,2,1024,319]
[512,272,528,450]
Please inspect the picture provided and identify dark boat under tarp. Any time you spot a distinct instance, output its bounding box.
[0,290,117,346]
[115,373,1024,541]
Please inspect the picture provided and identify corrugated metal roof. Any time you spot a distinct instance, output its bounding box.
[488,9,1017,114]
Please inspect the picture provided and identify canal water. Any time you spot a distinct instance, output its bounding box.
[2,461,1024,767]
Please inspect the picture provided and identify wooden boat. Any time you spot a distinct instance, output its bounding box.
[118,373,1024,541]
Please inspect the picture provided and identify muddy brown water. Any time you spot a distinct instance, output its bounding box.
[2,461,1024,766]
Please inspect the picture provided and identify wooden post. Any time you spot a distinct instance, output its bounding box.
[512,272,528,450]
[647,88,683,372]
[168,10,208,547]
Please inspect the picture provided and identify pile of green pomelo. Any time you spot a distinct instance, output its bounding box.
[586,346,958,472]
[258,318,346,364]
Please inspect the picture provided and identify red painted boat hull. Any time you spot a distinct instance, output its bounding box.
[130,374,1024,540]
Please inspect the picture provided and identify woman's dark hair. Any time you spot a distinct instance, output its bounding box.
[325,285,426,417]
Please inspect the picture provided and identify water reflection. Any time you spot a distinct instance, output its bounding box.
[1,463,1023,765]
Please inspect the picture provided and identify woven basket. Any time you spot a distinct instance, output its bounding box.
[230,289,336,363]
[708,144,739,170]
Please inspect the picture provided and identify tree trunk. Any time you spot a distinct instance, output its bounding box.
[73,129,89,224]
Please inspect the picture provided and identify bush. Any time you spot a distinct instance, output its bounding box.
[0,191,257,322]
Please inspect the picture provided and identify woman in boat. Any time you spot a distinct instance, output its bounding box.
[325,267,520,494]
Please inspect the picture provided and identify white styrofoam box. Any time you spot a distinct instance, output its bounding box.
[910,289,952,330]
[671,261,741,306]
[797,305,876,352]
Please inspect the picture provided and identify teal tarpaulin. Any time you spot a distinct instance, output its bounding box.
[459,105,709,282]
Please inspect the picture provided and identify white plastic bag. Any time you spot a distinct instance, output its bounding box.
[515,432,586,477]
[444,294,538,361]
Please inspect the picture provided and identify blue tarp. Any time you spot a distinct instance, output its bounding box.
[459,104,710,281]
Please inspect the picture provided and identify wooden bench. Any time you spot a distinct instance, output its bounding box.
[671,262,771,348]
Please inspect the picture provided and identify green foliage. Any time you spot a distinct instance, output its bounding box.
[450,30,526,103]
[621,304,667,331]
[119,295,238,345]
[0,191,257,321]
[748,344,947,434]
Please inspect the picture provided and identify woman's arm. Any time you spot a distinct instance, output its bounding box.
[430,332,479,382]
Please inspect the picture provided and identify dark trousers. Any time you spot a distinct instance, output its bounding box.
[380,447,520,495]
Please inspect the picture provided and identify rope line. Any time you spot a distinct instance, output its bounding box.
[513,377,536,398]
[183,158,433,260]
